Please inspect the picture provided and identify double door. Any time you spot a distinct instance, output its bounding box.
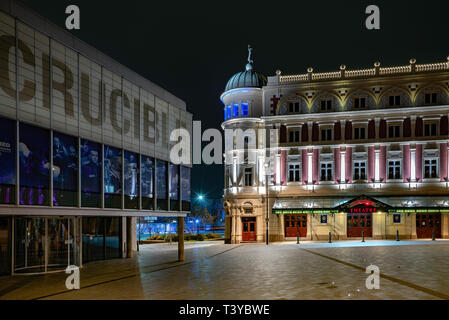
[242,217,256,242]
[416,214,441,239]
[347,212,372,237]
[284,215,307,237]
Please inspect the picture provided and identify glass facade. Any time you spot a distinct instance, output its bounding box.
[156,160,168,210]
[104,145,122,208]
[53,132,78,207]
[0,217,11,275]
[19,123,50,206]
[0,118,16,204]
[169,163,179,211]
[81,139,102,207]
[141,155,154,210]
[82,217,121,263]
[124,150,139,209]
[181,166,191,211]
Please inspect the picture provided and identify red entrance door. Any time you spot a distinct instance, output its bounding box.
[416,214,441,239]
[347,212,372,237]
[284,215,307,237]
[242,217,256,242]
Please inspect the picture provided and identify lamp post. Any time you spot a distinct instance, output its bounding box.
[264,162,270,245]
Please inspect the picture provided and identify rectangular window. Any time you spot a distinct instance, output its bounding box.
[288,164,301,182]
[354,97,366,109]
[124,150,139,209]
[354,127,366,140]
[289,130,300,142]
[388,125,401,138]
[141,156,154,210]
[389,95,401,106]
[181,166,191,211]
[424,123,438,137]
[0,118,16,205]
[424,159,438,179]
[104,145,122,208]
[320,162,333,181]
[244,167,253,186]
[227,106,232,119]
[320,100,332,111]
[233,104,239,117]
[224,108,227,120]
[241,103,249,116]
[388,160,401,180]
[53,132,78,207]
[425,93,438,105]
[321,129,332,141]
[353,161,367,181]
[19,123,50,206]
[156,159,168,210]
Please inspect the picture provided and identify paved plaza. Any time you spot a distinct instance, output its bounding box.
[1,240,449,300]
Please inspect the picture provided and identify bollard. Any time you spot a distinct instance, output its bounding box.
[362,230,365,242]
[396,230,400,241]
[297,232,300,245]
[432,227,436,241]
[329,232,332,243]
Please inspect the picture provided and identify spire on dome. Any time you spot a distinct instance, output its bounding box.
[246,44,253,71]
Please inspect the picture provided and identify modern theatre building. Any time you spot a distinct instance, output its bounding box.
[0,1,192,275]
[222,47,449,243]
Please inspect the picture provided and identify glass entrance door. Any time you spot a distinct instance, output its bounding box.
[14,217,79,274]
[0,217,11,275]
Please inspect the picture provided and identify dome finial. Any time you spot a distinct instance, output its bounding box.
[246,44,253,71]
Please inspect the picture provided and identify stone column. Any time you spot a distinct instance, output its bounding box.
[178,217,184,261]
[126,217,133,258]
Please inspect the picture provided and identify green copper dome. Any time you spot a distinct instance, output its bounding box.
[224,45,267,92]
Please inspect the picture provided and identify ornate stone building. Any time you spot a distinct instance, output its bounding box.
[222,48,449,243]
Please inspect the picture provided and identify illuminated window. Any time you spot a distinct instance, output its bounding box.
[320,162,333,181]
[224,108,227,120]
[424,159,438,179]
[388,160,401,180]
[241,103,249,116]
[233,104,239,117]
[353,161,366,181]
[227,106,232,119]
[288,163,301,182]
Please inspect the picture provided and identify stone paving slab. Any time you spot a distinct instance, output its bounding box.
[1,240,448,300]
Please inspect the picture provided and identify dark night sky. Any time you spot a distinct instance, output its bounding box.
[18,0,449,198]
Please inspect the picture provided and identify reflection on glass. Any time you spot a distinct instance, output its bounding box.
[81,140,102,207]
[141,156,154,210]
[104,145,122,208]
[169,163,179,211]
[0,117,16,204]
[124,150,139,209]
[156,160,167,210]
[19,123,50,205]
[53,132,78,207]
[181,166,191,211]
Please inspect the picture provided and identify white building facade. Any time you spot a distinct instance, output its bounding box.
[222,50,449,243]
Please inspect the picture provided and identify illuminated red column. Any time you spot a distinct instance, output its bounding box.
[379,146,387,183]
[312,149,319,184]
[281,149,287,186]
[368,146,375,182]
[334,148,340,184]
[403,144,411,183]
[416,144,423,182]
[302,149,308,185]
[440,143,448,182]
[345,147,352,184]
